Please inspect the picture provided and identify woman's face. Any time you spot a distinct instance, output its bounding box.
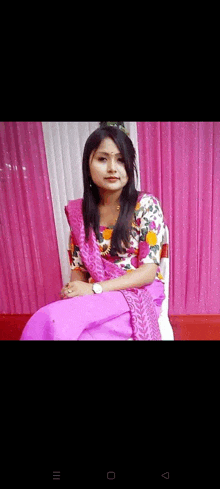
[89,137,129,194]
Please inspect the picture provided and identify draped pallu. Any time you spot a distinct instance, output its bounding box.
[65,199,162,341]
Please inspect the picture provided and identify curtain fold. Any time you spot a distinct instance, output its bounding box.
[0,122,62,314]
[137,121,220,315]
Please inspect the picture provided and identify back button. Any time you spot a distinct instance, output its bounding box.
[161,472,170,479]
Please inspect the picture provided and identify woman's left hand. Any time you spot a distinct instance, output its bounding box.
[61,281,94,299]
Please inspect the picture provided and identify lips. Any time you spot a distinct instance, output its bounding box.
[105,177,119,180]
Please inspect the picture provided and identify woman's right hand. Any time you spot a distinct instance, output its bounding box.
[60,274,94,299]
[60,283,70,299]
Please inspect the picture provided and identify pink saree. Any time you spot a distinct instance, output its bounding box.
[64,196,164,341]
[20,194,165,341]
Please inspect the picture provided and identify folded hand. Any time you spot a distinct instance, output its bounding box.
[60,280,94,299]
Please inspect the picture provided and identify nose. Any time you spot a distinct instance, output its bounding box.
[107,156,117,173]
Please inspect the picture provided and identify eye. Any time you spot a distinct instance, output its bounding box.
[98,157,107,162]
[118,158,125,164]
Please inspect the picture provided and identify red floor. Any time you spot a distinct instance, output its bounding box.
[0,314,220,341]
[170,315,220,340]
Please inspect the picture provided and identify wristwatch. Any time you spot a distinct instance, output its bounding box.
[92,283,103,294]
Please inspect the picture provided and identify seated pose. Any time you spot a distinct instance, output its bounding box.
[20,122,166,341]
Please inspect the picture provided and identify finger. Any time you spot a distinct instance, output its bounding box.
[66,292,76,298]
[61,283,72,294]
[60,287,70,296]
[60,291,71,299]
[62,291,69,298]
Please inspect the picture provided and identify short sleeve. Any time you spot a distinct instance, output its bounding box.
[137,194,165,266]
[67,232,88,273]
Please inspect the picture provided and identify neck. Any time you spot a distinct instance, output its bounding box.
[99,189,122,207]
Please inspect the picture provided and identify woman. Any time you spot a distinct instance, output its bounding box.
[20,122,166,341]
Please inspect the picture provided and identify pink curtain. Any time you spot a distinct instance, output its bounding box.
[137,121,220,315]
[0,122,62,314]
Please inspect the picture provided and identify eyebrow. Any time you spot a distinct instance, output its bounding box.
[96,151,123,157]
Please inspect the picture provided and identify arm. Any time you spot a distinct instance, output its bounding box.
[70,268,89,283]
[61,264,158,298]
[98,263,158,293]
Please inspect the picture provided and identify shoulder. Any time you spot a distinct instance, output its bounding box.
[65,198,83,229]
[136,192,163,214]
[66,197,83,207]
[65,198,83,214]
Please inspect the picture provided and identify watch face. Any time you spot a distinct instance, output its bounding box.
[93,283,103,293]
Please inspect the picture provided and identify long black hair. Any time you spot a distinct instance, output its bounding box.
[82,124,139,255]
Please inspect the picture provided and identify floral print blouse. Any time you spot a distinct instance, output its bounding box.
[67,193,165,284]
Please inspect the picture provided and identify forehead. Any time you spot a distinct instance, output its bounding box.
[96,137,121,154]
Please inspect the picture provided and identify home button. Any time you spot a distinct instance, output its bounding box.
[107,471,116,480]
